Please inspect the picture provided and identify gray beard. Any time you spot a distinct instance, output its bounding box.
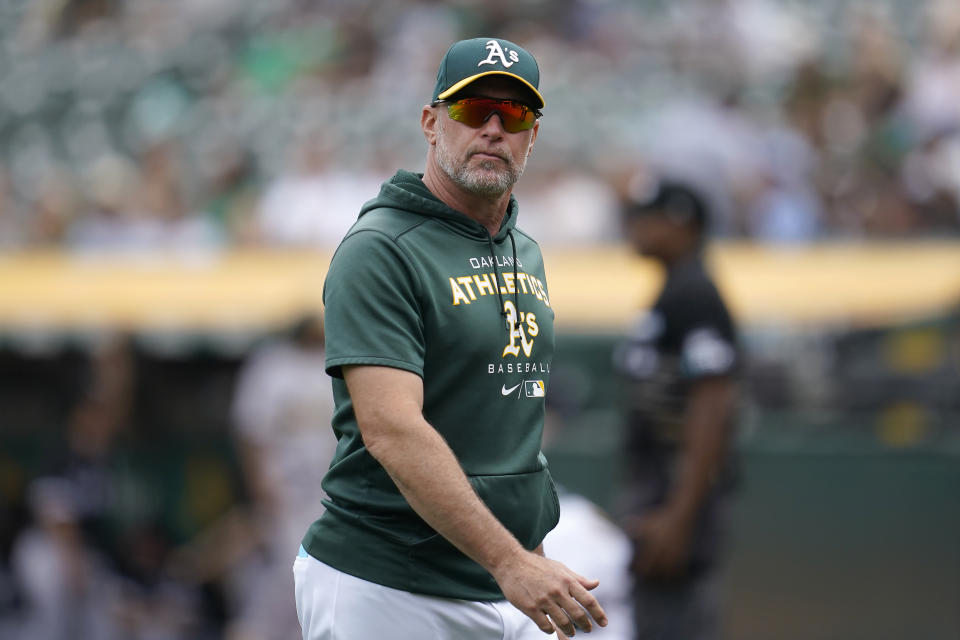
[435,127,525,198]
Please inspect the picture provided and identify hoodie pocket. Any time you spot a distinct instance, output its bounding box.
[468,466,560,549]
[361,467,560,551]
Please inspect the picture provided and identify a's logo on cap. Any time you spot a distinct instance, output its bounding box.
[478,39,519,68]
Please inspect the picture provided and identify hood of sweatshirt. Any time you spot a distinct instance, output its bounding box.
[358,170,519,243]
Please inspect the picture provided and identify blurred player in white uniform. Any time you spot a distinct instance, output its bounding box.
[229,313,338,639]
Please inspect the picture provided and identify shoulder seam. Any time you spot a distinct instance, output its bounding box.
[338,226,427,300]
[394,217,433,241]
[511,226,541,248]
[391,223,428,299]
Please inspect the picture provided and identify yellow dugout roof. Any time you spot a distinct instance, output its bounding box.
[0,242,958,334]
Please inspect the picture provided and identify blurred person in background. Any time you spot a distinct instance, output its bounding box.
[165,313,337,639]
[27,167,82,247]
[613,178,741,640]
[66,143,221,252]
[10,334,211,639]
[514,163,623,245]
[65,153,145,251]
[227,312,336,640]
[255,138,383,248]
[540,408,634,640]
[10,397,122,640]
[541,487,633,640]
[133,141,223,251]
[200,145,264,246]
[10,335,135,639]
[168,313,336,639]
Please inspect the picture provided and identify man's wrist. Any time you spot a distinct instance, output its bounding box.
[486,542,528,579]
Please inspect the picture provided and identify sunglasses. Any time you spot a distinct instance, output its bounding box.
[436,97,541,133]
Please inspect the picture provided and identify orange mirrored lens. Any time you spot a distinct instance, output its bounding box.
[446,98,538,133]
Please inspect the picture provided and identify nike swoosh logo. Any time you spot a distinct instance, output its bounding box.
[501,383,522,396]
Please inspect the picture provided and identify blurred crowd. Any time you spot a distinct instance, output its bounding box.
[0,0,958,251]
[0,2,958,638]
[0,316,337,639]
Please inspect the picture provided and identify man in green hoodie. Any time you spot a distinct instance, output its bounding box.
[292,38,609,639]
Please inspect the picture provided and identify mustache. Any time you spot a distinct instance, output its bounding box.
[467,148,510,162]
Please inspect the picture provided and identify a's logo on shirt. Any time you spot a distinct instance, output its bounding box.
[478,40,519,68]
[501,300,538,358]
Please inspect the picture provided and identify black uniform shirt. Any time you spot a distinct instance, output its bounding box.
[614,255,740,505]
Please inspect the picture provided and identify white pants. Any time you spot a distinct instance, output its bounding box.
[293,547,556,640]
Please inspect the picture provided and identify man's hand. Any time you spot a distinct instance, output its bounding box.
[492,548,608,636]
[627,377,735,581]
[627,506,694,579]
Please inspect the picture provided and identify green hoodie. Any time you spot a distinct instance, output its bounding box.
[301,170,559,601]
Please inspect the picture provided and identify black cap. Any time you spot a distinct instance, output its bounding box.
[624,180,709,229]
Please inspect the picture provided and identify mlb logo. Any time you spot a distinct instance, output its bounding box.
[524,380,545,397]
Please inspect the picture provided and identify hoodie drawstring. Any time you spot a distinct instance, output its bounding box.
[487,234,508,321]
[508,230,520,313]
[487,231,521,334]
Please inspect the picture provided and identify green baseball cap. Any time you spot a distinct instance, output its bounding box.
[433,37,544,109]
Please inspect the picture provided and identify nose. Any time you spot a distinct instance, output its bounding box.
[479,111,507,136]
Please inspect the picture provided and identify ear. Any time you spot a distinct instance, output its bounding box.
[526,120,540,157]
[422,105,439,145]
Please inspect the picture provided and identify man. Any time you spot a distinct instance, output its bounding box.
[230,313,337,638]
[293,37,608,639]
[613,180,741,640]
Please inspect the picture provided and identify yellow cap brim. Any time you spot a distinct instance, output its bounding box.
[437,71,545,109]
